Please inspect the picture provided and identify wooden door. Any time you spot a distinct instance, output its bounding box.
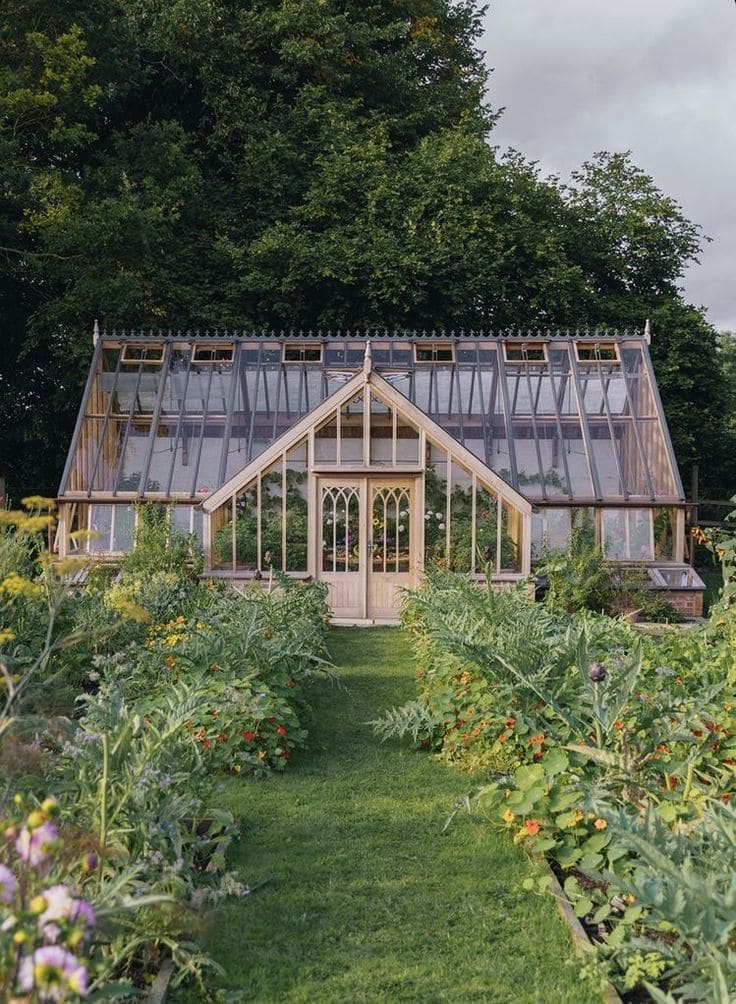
[367,478,418,620]
[316,475,420,620]
[317,478,365,618]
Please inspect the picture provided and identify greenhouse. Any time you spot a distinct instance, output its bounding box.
[57,328,700,620]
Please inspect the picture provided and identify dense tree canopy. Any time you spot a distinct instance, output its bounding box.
[0,0,731,498]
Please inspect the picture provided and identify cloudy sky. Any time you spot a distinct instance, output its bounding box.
[481,0,736,331]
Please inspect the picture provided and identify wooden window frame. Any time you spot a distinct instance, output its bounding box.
[414,344,455,364]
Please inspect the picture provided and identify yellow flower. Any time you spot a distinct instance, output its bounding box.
[0,574,43,599]
[21,496,56,511]
[108,597,150,623]
[69,529,101,544]
[17,515,56,533]
[502,809,515,823]
[0,628,15,644]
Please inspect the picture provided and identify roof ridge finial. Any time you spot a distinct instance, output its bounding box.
[363,339,372,375]
[644,318,651,344]
[92,318,100,346]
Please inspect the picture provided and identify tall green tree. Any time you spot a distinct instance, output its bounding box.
[0,1,731,502]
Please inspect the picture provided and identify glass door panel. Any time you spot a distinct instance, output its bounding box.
[371,485,411,573]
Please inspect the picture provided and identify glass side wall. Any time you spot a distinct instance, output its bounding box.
[529,505,678,563]
[212,442,310,573]
[62,336,681,507]
[65,503,203,554]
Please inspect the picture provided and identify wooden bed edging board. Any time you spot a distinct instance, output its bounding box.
[542,859,625,1004]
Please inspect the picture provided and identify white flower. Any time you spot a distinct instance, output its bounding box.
[438,523,445,531]
[435,511,443,519]
[424,514,431,520]
[398,525,405,533]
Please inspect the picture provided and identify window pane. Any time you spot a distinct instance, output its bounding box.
[339,393,364,464]
[449,461,473,572]
[314,410,338,464]
[260,460,283,570]
[285,446,308,572]
[112,505,135,552]
[474,485,498,571]
[602,509,653,560]
[372,486,411,573]
[424,446,448,567]
[369,395,393,466]
[322,486,360,572]
[501,501,522,571]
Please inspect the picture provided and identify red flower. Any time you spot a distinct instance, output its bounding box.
[529,734,545,746]
[210,663,218,672]
[614,720,624,731]
[280,750,291,760]
[505,718,516,730]
[276,725,287,737]
[267,717,277,723]
[692,729,703,738]
[497,732,508,744]
[287,680,296,688]
[243,731,255,742]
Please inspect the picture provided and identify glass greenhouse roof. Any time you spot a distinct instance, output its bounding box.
[59,330,684,504]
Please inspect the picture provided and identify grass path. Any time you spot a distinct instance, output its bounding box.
[189,628,588,1003]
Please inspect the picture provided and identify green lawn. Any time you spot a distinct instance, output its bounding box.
[180,628,588,1003]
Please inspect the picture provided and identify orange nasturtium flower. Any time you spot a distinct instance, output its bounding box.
[594,819,608,830]
[525,819,541,836]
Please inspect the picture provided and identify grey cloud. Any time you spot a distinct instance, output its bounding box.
[482,0,736,329]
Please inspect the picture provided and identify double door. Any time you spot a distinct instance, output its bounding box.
[317,476,420,620]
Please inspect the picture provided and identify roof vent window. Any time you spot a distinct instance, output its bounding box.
[192,345,234,363]
[414,345,454,363]
[504,344,546,363]
[121,345,164,364]
[283,345,322,363]
[576,344,618,362]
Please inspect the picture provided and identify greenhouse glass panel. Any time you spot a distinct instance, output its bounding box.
[314,409,338,465]
[602,508,654,561]
[259,458,284,570]
[340,393,364,464]
[285,443,309,572]
[531,508,571,561]
[653,508,676,560]
[369,394,393,466]
[449,459,473,572]
[424,445,448,566]
[474,485,498,571]
[112,505,136,552]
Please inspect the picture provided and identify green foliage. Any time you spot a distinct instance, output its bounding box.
[1,498,333,994]
[0,3,730,505]
[537,524,611,613]
[388,566,736,1000]
[122,503,201,580]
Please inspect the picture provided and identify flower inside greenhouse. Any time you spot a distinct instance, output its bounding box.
[57,329,703,620]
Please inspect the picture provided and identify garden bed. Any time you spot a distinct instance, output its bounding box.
[1,500,332,999]
[371,557,736,1002]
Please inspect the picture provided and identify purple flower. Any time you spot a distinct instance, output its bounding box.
[70,898,96,928]
[0,863,17,904]
[19,945,88,999]
[15,822,59,867]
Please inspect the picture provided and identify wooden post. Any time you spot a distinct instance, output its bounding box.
[689,463,699,566]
